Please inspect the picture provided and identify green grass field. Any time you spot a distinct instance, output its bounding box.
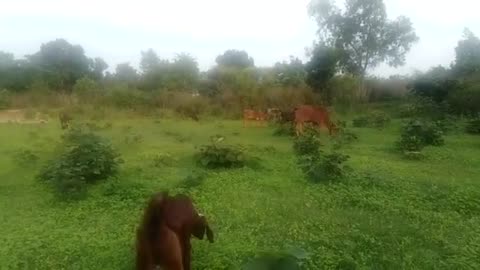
[1,115,479,269]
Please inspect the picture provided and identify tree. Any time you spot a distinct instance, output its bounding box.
[167,53,199,91]
[91,58,108,81]
[0,52,36,92]
[305,44,339,104]
[140,49,160,75]
[138,49,170,91]
[273,57,306,87]
[115,63,137,86]
[453,29,480,76]
[27,39,91,90]
[309,0,418,78]
[216,50,254,69]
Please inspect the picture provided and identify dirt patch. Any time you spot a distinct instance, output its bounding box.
[0,109,49,124]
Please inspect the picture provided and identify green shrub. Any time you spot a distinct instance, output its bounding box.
[465,116,480,134]
[196,136,245,169]
[73,77,98,100]
[293,128,321,156]
[37,128,122,199]
[298,152,350,183]
[273,123,295,136]
[397,119,445,154]
[370,111,391,128]
[352,112,390,129]
[332,121,358,148]
[352,116,369,127]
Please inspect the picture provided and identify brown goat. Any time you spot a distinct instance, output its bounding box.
[136,192,214,270]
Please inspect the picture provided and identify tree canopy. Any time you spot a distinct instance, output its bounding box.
[309,0,418,77]
[216,50,254,69]
[27,39,91,90]
[453,29,480,76]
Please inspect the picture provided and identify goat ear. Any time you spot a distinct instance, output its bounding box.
[205,224,214,243]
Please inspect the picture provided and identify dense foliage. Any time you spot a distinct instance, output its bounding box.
[196,136,246,169]
[37,128,122,198]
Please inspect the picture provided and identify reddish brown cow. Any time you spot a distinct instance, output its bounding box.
[294,105,336,135]
[243,109,268,127]
[136,192,214,270]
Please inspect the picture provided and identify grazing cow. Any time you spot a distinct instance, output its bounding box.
[243,109,268,127]
[59,112,72,129]
[136,192,214,270]
[294,105,336,135]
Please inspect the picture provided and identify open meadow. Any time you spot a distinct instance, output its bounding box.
[1,109,479,269]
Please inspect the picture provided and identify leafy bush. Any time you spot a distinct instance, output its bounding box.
[73,77,98,100]
[448,83,480,115]
[37,128,122,199]
[397,119,445,154]
[293,128,322,156]
[352,112,390,128]
[370,111,391,128]
[332,121,358,148]
[465,116,480,134]
[196,136,246,169]
[298,152,350,183]
[273,123,295,136]
[352,116,369,127]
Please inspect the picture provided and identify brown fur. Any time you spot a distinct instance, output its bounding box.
[243,109,267,127]
[294,105,336,135]
[135,193,214,270]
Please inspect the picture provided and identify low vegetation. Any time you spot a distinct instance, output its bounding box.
[37,128,122,199]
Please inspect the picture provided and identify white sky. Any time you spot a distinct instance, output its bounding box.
[0,0,479,76]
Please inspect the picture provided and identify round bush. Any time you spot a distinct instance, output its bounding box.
[38,128,122,198]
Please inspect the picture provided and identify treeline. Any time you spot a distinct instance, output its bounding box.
[0,0,479,117]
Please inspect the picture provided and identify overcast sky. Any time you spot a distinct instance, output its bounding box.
[0,0,478,76]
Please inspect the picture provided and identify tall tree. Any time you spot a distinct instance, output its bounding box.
[273,56,306,87]
[115,63,137,86]
[216,50,254,69]
[309,0,418,78]
[305,44,340,104]
[28,39,91,90]
[0,52,36,91]
[168,53,199,91]
[91,57,108,81]
[140,49,161,75]
[453,29,480,76]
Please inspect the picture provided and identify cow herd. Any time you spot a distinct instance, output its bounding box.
[243,105,336,135]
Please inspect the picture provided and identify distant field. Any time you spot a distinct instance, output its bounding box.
[1,115,479,269]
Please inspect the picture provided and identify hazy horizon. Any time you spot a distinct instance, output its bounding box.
[1,0,478,77]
